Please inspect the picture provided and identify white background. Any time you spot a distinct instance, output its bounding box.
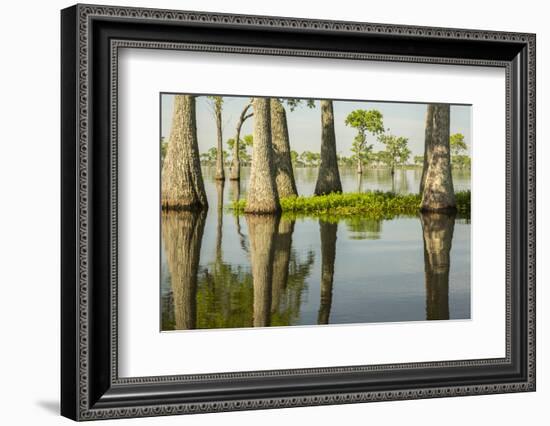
[119,49,505,377]
[0,0,547,425]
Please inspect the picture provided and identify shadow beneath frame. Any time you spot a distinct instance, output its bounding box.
[35,400,59,416]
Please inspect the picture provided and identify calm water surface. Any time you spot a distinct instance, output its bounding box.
[161,167,471,330]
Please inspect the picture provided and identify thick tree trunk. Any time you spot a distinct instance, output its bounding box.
[161,95,208,210]
[315,100,343,195]
[246,214,279,327]
[245,98,281,214]
[318,220,338,325]
[162,209,207,330]
[230,103,253,181]
[421,104,456,211]
[421,211,455,320]
[271,219,295,314]
[271,99,298,197]
[419,105,435,194]
[215,103,225,180]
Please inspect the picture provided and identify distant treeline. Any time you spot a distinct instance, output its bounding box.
[161,133,471,169]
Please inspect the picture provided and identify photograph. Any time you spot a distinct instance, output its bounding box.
[160,94,472,331]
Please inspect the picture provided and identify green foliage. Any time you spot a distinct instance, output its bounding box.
[454,191,471,215]
[344,109,384,132]
[450,133,470,169]
[282,98,316,111]
[226,134,253,165]
[200,147,217,165]
[196,264,255,329]
[290,150,300,166]
[413,155,424,165]
[377,134,411,171]
[345,109,384,169]
[299,151,321,167]
[345,217,382,240]
[193,240,315,329]
[351,136,374,166]
[243,134,253,147]
[337,154,354,167]
[452,154,471,169]
[206,95,224,111]
[231,190,471,220]
[450,133,467,156]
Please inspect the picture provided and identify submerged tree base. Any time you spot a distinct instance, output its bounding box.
[162,201,209,211]
[230,190,470,221]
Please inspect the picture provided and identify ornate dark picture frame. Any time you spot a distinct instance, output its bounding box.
[61,3,536,421]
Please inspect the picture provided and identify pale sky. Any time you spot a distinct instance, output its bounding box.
[161,94,471,157]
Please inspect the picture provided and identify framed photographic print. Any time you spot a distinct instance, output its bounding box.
[61,3,536,421]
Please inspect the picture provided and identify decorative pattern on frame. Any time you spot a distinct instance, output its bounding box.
[73,4,535,420]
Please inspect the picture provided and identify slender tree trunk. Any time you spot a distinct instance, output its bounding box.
[271,99,298,197]
[271,219,295,314]
[421,211,455,320]
[161,95,208,210]
[214,101,225,180]
[215,180,224,262]
[318,220,338,325]
[421,104,456,211]
[420,105,435,194]
[162,209,207,330]
[230,103,253,181]
[356,158,363,175]
[230,180,248,254]
[246,214,279,327]
[315,100,343,195]
[357,173,363,193]
[245,98,281,214]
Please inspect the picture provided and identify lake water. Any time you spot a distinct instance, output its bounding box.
[161,166,471,331]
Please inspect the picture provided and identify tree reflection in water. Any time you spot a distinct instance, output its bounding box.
[271,219,314,327]
[229,179,248,253]
[215,180,225,261]
[345,217,382,240]
[246,214,279,327]
[163,208,315,329]
[318,220,337,325]
[161,209,207,330]
[421,211,456,320]
[271,219,294,315]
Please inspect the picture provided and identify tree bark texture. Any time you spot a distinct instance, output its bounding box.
[246,214,280,327]
[271,219,295,313]
[162,209,207,330]
[318,220,338,325]
[315,100,343,195]
[161,95,208,210]
[271,99,298,197]
[421,211,455,320]
[214,99,225,180]
[245,98,281,213]
[421,104,456,211]
[230,103,253,181]
[419,105,435,194]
